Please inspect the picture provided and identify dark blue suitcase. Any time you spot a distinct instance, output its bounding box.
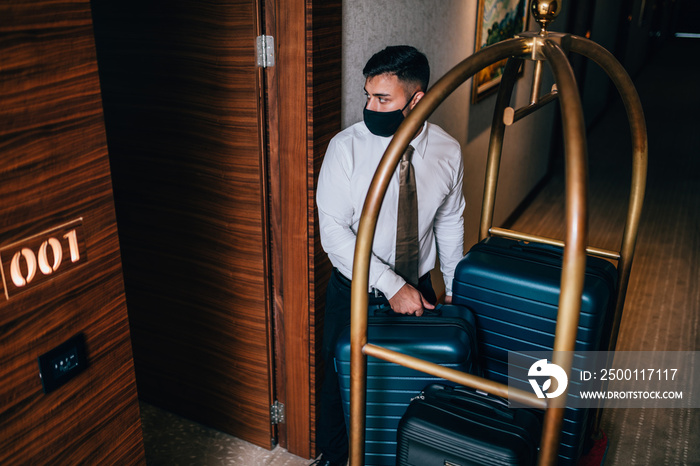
[334,304,479,465]
[452,236,617,465]
[397,383,541,466]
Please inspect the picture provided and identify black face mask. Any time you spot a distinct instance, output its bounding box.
[363,93,417,137]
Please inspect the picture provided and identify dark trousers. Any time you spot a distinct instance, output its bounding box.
[316,268,436,462]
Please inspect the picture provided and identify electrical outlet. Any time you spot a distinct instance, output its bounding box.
[38,333,88,394]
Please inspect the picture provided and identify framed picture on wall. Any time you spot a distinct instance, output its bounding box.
[472,0,528,103]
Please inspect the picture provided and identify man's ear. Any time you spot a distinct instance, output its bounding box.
[410,90,425,110]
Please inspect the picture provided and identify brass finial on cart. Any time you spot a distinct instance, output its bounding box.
[530,0,563,35]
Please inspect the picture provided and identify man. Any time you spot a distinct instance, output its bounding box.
[314,45,465,465]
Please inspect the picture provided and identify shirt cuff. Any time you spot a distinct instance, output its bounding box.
[443,276,454,296]
[375,269,406,300]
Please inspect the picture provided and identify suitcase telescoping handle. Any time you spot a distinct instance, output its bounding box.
[424,384,514,421]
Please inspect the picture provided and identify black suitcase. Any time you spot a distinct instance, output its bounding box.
[334,304,479,465]
[397,383,541,466]
[452,236,618,464]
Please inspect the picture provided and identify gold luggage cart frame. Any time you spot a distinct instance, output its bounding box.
[347,4,647,465]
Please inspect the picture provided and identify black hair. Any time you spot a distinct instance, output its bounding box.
[362,45,430,92]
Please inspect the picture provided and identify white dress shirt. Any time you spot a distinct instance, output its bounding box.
[317,120,465,299]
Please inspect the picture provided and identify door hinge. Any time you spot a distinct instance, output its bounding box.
[256,35,275,68]
[270,400,285,424]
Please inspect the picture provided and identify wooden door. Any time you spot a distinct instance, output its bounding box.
[92,0,275,448]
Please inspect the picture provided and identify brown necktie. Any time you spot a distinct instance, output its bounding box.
[395,145,419,286]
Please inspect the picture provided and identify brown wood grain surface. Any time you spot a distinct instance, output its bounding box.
[91,0,274,448]
[262,0,341,456]
[0,1,144,464]
[274,0,311,455]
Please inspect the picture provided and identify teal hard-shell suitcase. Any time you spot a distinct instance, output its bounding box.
[333,304,479,466]
[452,236,618,465]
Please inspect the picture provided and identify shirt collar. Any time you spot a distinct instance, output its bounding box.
[410,121,429,159]
[375,121,428,159]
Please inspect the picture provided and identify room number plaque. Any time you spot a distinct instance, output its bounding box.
[0,219,88,300]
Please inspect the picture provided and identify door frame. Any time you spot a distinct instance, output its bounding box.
[263,0,342,457]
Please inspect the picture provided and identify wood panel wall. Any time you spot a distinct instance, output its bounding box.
[0,1,144,464]
[91,0,274,449]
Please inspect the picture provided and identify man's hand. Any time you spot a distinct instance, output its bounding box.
[388,283,435,316]
[444,295,452,304]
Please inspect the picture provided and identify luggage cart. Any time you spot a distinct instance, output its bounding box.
[347,1,648,464]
